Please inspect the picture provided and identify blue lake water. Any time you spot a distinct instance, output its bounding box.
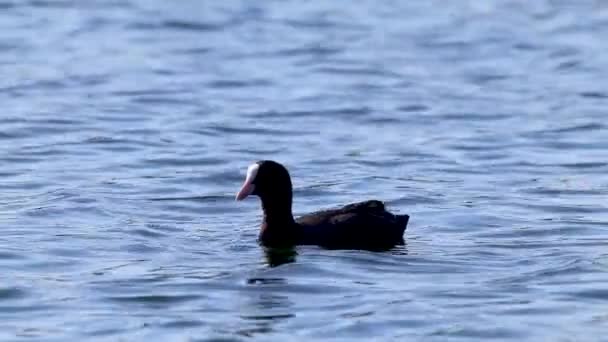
[1,1,608,340]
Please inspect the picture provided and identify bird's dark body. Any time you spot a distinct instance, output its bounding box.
[260,200,409,250]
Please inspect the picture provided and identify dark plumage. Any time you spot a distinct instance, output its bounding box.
[236,160,409,250]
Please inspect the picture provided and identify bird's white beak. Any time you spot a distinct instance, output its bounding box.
[236,183,255,201]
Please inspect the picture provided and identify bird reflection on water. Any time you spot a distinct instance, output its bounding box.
[260,242,409,268]
[262,246,298,268]
[260,240,408,270]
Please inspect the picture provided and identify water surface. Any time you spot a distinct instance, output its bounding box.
[1,1,608,341]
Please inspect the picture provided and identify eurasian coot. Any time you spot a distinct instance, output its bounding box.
[236,160,409,250]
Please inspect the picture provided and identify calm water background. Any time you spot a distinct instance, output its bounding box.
[1,1,608,340]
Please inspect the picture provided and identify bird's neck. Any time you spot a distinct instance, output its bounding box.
[259,194,297,245]
[260,195,295,227]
